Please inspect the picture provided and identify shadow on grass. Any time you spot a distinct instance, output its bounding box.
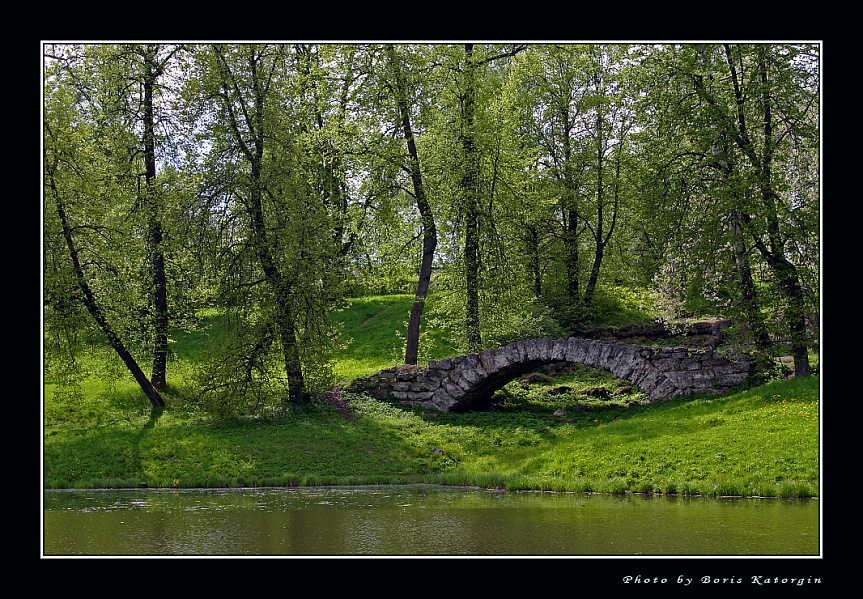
[385,383,782,450]
[142,405,163,432]
[45,400,440,488]
[420,375,818,451]
[44,406,164,487]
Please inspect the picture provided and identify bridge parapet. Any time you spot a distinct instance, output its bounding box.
[346,337,754,413]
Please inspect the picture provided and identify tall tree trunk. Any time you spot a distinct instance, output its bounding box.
[526,224,542,298]
[461,44,482,352]
[385,45,438,365]
[696,44,811,376]
[565,205,579,300]
[584,98,605,305]
[699,45,769,351]
[215,46,307,402]
[48,165,166,408]
[714,138,771,351]
[772,257,811,376]
[143,44,169,391]
[755,46,810,376]
[276,297,305,402]
[729,209,771,350]
[560,109,579,302]
[248,160,307,402]
[562,186,580,301]
[455,43,524,351]
[254,53,305,401]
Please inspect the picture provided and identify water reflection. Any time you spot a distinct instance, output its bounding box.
[43,485,819,556]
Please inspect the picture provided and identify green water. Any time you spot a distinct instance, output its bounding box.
[43,485,819,556]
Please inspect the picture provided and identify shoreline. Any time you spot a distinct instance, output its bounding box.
[43,481,819,500]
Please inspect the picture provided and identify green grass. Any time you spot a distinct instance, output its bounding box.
[328,294,458,381]
[43,294,820,498]
[589,285,658,326]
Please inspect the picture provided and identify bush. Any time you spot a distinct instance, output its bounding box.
[425,272,566,353]
[551,301,598,335]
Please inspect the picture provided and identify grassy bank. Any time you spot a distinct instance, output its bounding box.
[43,295,820,498]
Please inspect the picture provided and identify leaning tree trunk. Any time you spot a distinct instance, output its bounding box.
[386,45,438,366]
[405,229,436,365]
[49,167,165,408]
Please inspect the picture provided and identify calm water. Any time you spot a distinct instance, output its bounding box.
[43,485,819,556]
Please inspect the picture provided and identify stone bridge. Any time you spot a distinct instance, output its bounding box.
[346,337,755,413]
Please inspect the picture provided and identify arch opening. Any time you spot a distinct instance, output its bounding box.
[451,359,548,412]
[450,359,643,412]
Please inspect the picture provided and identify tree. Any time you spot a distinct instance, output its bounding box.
[200,44,308,402]
[187,43,358,405]
[627,42,818,370]
[459,43,483,352]
[383,44,438,365]
[44,68,166,407]
[502,45,632,319]
[44,41,819,418]
[581,45,631,307]
[686,43,818,375]
[137,43,181,390]
[452,44,525,352]
[507,45,589,307]
[44,43,192,394]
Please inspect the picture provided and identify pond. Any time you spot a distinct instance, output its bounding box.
[43,485,819,556]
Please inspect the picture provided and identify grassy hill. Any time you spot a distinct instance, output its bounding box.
[43,294,820,497]
[329,294,457,381]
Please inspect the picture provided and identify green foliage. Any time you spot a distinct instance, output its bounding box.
[547,285,658,334]
[178,301,340,418]
[630,43,819,364]
[187,330,287,419]
[548,301,598,335]
[592,285,658,324]
[425,271,566,353]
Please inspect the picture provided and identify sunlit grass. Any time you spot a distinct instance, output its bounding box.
[330,294,457,380]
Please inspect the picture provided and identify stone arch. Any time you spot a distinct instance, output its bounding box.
[347,337,754,413]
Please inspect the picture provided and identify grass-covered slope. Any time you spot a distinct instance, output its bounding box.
[329,294,457,381]
[43,294,820,497]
